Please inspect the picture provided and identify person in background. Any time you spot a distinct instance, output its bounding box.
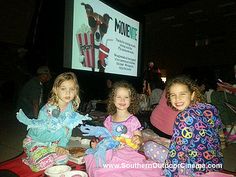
[93,78,114,113]
[102,78,113,103]
[17,66,51,118]
[148,75,165,109]
[206,81,236,125]
[150,89,179,138]
[206,80,236,143]
[162,75,223,176]
[17,72,81,172]
[105,79,113,95]
[142,61,162,96]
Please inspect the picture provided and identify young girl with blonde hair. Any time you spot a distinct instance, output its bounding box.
[17,72,89,172]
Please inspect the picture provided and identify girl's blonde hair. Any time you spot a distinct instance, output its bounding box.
[165,75,205,110]
[48,72,80,110]
[107,81,139,115]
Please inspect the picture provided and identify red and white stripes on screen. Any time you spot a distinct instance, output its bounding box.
[77,33,95,68]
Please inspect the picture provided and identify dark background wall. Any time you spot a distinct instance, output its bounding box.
[143,0,236,78]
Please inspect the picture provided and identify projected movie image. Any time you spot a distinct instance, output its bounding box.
[71,0,140,77]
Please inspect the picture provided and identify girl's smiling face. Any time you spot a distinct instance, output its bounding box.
[114,87,131,111]
[169,83,195,111]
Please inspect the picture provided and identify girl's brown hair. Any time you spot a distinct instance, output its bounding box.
[107,81,139,115]
[165,75,205,109]
[48,72,80,110]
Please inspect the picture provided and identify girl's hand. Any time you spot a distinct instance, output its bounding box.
[131,135,143,147]
[117,143,126,150]
[56,146,69,155]
[90,137,100,149]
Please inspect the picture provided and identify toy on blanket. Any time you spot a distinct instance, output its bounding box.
[80,124,140,166]
[16,107,92,132]
[80,124,119,166]
[113,136,139,150]
[112,124,140,150]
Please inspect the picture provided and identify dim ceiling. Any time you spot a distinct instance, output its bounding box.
[103,0,198,16]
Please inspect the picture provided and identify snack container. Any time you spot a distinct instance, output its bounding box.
[63,170,88,177]
[44,165,71,177]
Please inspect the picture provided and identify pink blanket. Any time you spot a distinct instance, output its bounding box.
[85,147,233,177]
